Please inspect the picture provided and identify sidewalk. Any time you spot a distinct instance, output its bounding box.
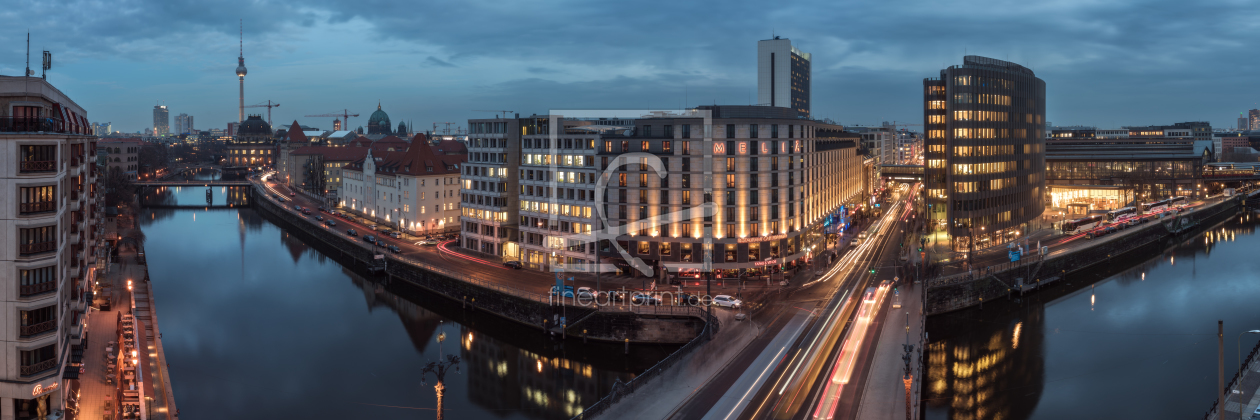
[856,281,925,420]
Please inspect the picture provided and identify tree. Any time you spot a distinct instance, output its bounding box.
[138,143,170,178]
[104,166,135,208]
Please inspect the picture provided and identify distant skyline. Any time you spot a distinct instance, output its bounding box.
[4,0,1260,133]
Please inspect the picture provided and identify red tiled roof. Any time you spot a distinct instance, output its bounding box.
[435,139,467,155]
[343,141,466,176]
[290,146,371,162]
[286,121,308,143]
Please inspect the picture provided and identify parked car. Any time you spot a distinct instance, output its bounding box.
[550,285,575,298]
[631,293,661,305]
[302,208,311,215]
[388,231,401,239]
[503,260,523,269]
[387,245,401,254]
[325,219,337,227]
[369,224,379,231]
[315,215,324,221]
[712,295,743,309]
[346,229,358,237]
[318,206,326,212]
[676,293,700,306]
[363,235,377,244]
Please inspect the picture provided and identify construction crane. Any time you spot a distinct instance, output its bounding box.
[305,109,360,131]
[432,122,457,135]
[243,100,280,126]
[473,110,514,119]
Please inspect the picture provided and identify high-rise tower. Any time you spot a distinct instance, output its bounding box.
[923,56,1046,254]
[236,20,248,123]
[758,37,811,118]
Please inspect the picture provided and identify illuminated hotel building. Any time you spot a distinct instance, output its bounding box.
[923,56,1046,252]
[602,106,861,275]
[464,108,864,276]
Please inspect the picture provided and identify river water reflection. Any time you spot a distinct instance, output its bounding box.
[138,188,666,419]
[925,212,1260,419]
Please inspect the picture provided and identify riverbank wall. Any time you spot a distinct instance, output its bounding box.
[252,184,706,344]
[926,195,1246,316]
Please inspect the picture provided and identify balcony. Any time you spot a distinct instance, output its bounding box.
[19,160,56,173]
[19,358,56,377]
[20,320,55,338]
[70,156,81,167]
[19,242,56,256]
[70,190,79,201]
[20,282,55,298]
[19,201,56,214]
[0,116,64,133]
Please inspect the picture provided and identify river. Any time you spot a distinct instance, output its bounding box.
[924,211,1260,419]
[135,186,673,419]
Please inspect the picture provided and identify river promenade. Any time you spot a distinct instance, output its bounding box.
[77,243,178,419]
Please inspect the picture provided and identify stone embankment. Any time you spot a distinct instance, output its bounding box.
[926,195,1246,315]
[251,183,707,344]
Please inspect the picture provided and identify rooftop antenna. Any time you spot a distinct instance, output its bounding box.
[25,32,31,77]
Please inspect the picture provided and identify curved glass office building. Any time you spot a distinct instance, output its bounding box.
[923,56,1046,253]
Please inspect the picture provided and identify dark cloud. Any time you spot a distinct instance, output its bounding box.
[7,0,1260,131]
[423,56,456,68]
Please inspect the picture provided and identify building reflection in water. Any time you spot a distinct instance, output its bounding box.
[925,299,1045,420]
[349,273,633,419]
[925,212,1257,420]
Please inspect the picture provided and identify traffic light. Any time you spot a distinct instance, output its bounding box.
[918,246,923,252]
[869,267,876,274]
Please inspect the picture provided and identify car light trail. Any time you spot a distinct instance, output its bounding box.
[813,283,889,420]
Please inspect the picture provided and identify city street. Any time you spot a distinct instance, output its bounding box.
[662,183,919,420]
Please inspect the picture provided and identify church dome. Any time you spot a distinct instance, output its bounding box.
[367,103,392,135]
[238,115,272,136]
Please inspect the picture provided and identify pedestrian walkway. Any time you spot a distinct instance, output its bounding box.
[856,280,925,420]
[1209,344,1260,420]
[76,249,178,420]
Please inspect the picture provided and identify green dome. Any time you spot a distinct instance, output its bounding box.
[367,103,392,135]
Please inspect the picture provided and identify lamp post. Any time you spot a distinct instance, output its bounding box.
[420,329,461,420]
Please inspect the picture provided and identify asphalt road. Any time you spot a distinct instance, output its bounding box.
[663,185,917,420]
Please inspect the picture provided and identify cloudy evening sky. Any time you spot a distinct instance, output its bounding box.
[3,0,1258,133]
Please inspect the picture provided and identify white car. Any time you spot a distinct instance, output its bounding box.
[576,287,596,300]
[712,295,742,309]
[415,239,439,246]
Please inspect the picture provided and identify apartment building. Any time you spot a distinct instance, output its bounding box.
[1,75,99,414]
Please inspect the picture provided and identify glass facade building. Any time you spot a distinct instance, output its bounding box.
[923,56,1046,252]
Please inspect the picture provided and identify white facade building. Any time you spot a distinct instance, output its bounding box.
[341,141,464,236]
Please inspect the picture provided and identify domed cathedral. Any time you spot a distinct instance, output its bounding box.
[367,103,392,135]
[226,114,275,169]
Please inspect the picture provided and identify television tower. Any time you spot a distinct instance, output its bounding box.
[235,19,248,123]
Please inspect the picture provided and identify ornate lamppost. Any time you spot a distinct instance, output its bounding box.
[420,330,461,420]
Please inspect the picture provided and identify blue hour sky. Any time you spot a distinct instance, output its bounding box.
[4,0,1258,133]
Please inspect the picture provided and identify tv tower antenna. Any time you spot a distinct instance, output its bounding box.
[235,19,249,123]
